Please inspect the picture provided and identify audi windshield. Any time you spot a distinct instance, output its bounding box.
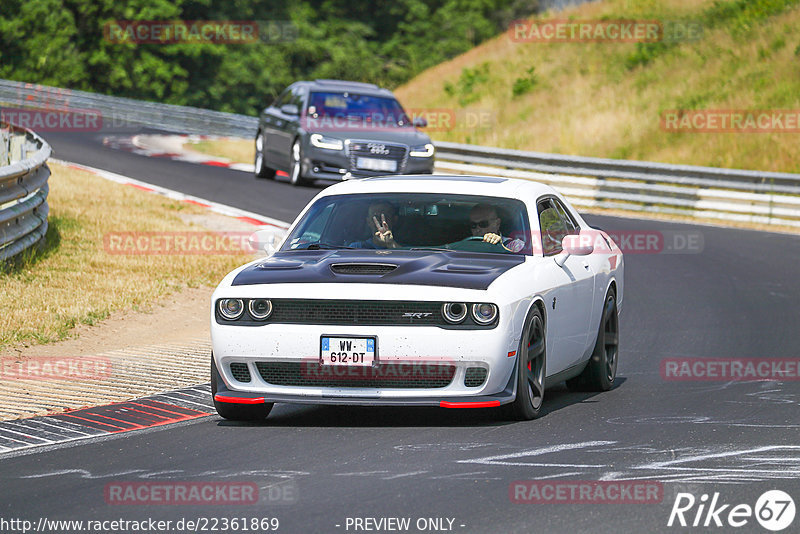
[306,92,412,129]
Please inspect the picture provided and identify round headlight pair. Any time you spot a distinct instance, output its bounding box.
[218,298,272,321]
[441,302,498,325]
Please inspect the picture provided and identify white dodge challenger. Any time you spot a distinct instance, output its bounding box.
[211,175,623,421]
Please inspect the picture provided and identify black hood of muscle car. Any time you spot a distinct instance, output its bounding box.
[232,250,525,290]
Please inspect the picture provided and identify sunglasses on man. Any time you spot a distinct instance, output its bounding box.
[470,218,497,229]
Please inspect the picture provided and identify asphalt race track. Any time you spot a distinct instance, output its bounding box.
[3,129,799,533]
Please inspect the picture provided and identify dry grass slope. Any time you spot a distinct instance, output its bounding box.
[395,0,800,173]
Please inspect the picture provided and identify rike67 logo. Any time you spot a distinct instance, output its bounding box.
[668,490,796,531]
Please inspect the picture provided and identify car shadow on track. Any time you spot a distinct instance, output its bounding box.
[214,377,627,428]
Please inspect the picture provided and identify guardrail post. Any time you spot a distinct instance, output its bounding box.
[0,127,8,166]
[9,133,24,163]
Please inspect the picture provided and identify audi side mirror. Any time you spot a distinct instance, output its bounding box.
[280,104,299,116]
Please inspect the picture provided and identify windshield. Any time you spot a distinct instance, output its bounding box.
[306,92,411,129]
[282,193,533,255]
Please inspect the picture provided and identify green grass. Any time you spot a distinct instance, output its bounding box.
[0,163,247,349]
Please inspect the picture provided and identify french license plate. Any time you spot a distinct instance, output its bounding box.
[356,157,397,172]
[320,336,376,366]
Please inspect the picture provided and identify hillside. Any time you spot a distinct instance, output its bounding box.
[395,0,800,173]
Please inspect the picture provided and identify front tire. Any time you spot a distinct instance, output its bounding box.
[289,139,309,186]
[254,131,276,179]
[504,307,546,420]
[211,356,273,421]
[566,289,619,392]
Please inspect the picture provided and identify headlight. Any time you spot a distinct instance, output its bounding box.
[471,303,498,325]
[310,133,344,150]
[248,298,273,320]
[218,299,244,320]
[442,302,467,324]
[409,143,434,158]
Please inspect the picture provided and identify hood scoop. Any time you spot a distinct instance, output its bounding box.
[330,263,397,275]
[257,259,305,270]
[433,264,494,275]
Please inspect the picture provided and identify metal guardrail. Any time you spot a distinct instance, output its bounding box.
[433,142,800,227]
[0,79,258,138]
[2,78,799,227]
[0,122,51,261]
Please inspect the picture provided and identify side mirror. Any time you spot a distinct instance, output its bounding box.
[554,232,594,267]
[412,116,427,128]
[248,229,286,257]
[280,104,299,116]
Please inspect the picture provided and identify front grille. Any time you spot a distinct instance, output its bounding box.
[464,367,488,387]
[330,263,397,275]
[229,362,252,383]
[268,299,442,325]
[348,140,408,174]
[255,362,455,388]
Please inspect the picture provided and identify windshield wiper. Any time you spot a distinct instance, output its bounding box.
[306,243,356,250]
[409,247,452,252]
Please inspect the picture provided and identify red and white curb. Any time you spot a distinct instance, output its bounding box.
[52,158,290,230]
[0,385,213,456]
[102,134,275,175]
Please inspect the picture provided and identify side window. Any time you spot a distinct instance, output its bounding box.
[289,87,306,110]
[551,198,579,235]
[272,88,290,108]
[537,198,577,256]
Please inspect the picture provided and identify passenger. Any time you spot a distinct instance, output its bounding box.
[349,201,401,249]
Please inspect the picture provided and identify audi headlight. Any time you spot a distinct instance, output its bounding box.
[218,299,244,320]
[442,302,468,324]
[471,303,498,325]
[310,133,344,150]
[248,298,273,320]
[409,143,435,158]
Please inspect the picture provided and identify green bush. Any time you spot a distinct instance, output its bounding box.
[512,66,537,97]
[444,63,491,106]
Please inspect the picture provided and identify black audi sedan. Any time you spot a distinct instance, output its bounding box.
[254,79,435,186]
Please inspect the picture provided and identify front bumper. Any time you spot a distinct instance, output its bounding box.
[302,142,434,180]
[211,323,519,405]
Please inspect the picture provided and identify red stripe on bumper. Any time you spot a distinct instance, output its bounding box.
[439,400,501,409]
[214,394,265,404]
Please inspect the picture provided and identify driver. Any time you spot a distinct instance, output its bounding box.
[349,201,401,249]
[469,204,525,253]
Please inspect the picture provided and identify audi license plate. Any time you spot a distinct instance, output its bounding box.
[357,157,397,172]
[320,336,376,366]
